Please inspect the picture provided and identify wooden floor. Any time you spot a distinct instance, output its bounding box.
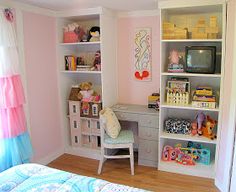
[48,154,219,192]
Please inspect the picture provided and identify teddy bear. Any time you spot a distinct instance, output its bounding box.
[87,26,100,42]
[77,82,100,111]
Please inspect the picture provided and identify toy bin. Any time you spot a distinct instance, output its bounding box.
[63,31,78,43]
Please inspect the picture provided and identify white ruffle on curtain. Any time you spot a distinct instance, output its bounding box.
[0,7,32,172]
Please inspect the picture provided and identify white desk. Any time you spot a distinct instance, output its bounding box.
[112,104,159,167]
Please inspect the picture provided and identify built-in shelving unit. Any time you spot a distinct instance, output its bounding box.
[158,0,226,178]
[57,7,118,159]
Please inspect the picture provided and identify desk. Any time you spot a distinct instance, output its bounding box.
[112,104,159,167]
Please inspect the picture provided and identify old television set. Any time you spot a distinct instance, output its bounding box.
[185,46,216,74]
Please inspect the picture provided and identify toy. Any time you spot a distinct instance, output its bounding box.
[192,16,219,39]
[148,93,160,110]
[202,115,217,140]
[87,26,100,42]
[92,50,101,71]
[176,152,195,166]
[166,77,190,105]
[168,50,184,73]
[162,22,188,39]
[165,118,191,135]
[63,22,85,43]
[78,82,96,112]
[162,145,179,161]
[196,112,206,135]
[191,121,198,136]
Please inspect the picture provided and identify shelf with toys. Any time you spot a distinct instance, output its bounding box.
[57,8,117,159]
[159,138,216,178]
[158,0,226,178]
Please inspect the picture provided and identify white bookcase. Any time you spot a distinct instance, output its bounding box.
[158,0,226,178]
[56,8,118,159]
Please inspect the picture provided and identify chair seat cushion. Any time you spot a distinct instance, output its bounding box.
[104,130,134,144]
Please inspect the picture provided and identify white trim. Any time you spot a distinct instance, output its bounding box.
[56,7,102,18]
[118,9,159,18]
[65,146,101,160]
[0,0,55,16]
[32,148,64,165]
[215,178,226,192]
[158,0,226,9]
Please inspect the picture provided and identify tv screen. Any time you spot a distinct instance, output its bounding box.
[186,46,216,74]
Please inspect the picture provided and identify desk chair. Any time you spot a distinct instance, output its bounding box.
[98,117,135,175]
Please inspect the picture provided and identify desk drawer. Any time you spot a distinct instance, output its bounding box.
[139,127,158,141]
[139,139,158,161]
[115,112,138,122]
[139,115,159,128]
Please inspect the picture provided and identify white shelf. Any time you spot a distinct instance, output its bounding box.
[61,70,101,74]
[161,103,220,112]
[59,41,101,46]
[161,72,221,78]
[161,39,222,43]
[160,132,217,144]
[158,160,215,178]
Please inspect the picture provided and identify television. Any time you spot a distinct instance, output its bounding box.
[185,46,216,74]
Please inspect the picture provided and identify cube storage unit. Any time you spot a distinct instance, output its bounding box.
[158,0,226,178]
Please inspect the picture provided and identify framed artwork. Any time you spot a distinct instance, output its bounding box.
[134,28,152,81]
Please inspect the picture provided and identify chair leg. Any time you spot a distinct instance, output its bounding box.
[98,147,105,174]
[129,144,134,175]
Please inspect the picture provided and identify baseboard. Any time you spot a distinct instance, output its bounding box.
[215,178,226,192]
[32,148,64,165]
[65,146,101,160]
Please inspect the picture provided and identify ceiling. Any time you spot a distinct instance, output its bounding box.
[14,0,158,12]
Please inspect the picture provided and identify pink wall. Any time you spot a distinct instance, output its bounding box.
[117,16,160,105]
[22,12,63,162]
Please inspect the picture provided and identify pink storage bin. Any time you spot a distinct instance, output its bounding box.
[63,31,78,43]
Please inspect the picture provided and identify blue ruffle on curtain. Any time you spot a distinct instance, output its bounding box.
[0,8,33,172]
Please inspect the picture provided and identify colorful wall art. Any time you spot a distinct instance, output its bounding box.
[134,28,152,81]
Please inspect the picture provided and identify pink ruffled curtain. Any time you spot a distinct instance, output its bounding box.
[0,8,32,172]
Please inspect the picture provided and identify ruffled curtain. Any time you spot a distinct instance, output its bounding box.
[0,8,32,172]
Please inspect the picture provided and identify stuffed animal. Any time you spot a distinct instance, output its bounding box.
[202,115,217,140]
[196,112,206,135]
[78,82,96,111]
[169,50,181,64]
[92,50,101,71]
[191,121,198,136]
[87,26,100,42]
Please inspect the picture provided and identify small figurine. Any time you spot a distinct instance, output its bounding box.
[196,112,206,135]
[202,115,217,140]
[168,50,184,73]
[87,26,100,42]
[92,50,101,71]
[191,121,198,136]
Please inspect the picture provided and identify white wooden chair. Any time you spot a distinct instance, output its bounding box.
[98,117,134,175]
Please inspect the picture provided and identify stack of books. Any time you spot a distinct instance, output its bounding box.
[192,86,216,108]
